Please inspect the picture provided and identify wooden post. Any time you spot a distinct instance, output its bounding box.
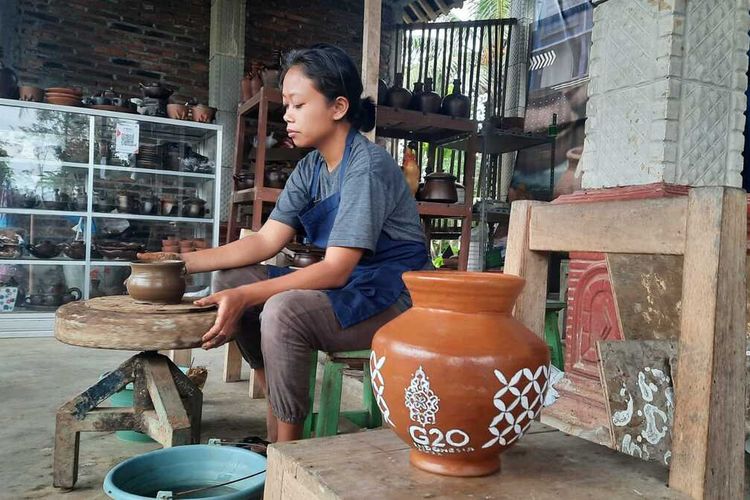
[504,200,549,338]
[361,0,382,142]
[669,187,746,498]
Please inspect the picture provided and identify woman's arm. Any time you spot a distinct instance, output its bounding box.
[195,245,364,348]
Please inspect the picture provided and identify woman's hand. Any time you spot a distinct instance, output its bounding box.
[136,252,182,262]
[195,286,263,350]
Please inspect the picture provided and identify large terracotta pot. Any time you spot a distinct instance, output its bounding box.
[126,261,186,304]
[370,271,550,477]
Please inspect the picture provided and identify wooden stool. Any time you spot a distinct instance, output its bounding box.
[303,350,382,438]
[52,296,216,489]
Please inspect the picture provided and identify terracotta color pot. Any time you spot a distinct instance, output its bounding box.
[126,260,186,304]
[19,86,44,102]
[162,245,179,253]
[370,271,550,477]
[167,103,189,120]
[191,104,216,123]
[193,239,208,249]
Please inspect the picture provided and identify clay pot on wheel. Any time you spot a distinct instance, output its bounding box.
[126,260,186,304]
[370,271,550,477]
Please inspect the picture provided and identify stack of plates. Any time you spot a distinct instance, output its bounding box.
[137,144,162,169]
[45,87,83,107]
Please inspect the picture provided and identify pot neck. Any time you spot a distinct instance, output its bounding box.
[403,271,525,314]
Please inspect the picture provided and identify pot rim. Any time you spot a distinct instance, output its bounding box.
[403,271,526,313]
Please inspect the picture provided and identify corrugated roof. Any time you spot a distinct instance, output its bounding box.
[387,0,464,24]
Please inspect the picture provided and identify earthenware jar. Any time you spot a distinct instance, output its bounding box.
[420,172,458,204]
[408,81,424,111]
[126,260,186,304]
[441,79,470,118]
[386,73,411,109]
[370,271,550,477]
[419,78,441,114]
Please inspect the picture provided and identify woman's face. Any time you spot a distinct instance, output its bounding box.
[282,65,347,148]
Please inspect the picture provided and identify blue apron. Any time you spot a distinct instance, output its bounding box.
[268,129,428,328]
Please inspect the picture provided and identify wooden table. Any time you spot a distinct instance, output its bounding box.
[52,296,216,489]
[264,427,688,499]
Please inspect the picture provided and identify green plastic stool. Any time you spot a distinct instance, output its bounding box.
[545,300,566,370]
[302,349,382,438]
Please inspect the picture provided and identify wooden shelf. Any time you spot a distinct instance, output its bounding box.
[439,129,553,154]
[376,106,477,143]
[248,147,312,162]
[232,187,282,204]
[416,201,471,218]
[238,87,283,116]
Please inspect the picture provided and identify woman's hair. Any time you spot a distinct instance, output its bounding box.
[280,43,376,133]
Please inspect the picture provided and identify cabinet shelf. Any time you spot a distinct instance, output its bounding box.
[95,164,215,179]
[4,158,90,169]
[91,212,214,224]
[0,259,86,266]
[0,208,88,217]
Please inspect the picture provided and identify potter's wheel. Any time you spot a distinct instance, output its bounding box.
[86,295,216,314]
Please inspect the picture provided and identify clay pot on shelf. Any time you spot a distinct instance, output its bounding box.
[19,85,44,102]
[264,167,288,189]
[419,172,458,204]
[419,78,441,114]
[182,197,207,218]
[370,271,550,477]
[262,50,283,89]
[386,73,412,109]
[0,62,19,99]
[167,103,190,120]
[126,260,186,304]
[441,79,470,118]
[193,238,208,249]
[160,197,177,216]
[60,240,87,260]
[377,79,389,105]
[139,82,175,99]
[242,62,264,100]
[553,146,583,198]
[402,142,420,197]
[26,241,62,259]
[234,172,255,190]
[408,81,424,111]
[191,104,216,123]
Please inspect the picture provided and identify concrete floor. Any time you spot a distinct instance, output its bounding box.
[0,338,288,499]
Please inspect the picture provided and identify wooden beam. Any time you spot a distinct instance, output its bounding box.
[361,0,382,142]
[528,197,688,255]
[223,341,243,382]
[144,357,192,446]
[504,200,549,338]
[669,187,746,498]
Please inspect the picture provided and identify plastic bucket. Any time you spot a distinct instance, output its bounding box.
[103,444,266,499]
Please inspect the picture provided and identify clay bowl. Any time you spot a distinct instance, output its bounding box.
[19,86,44,102]
[45,95,82,107]
[191,104,216,123]
[126,260,186,304]
[167,103,190,120]
[193,239,208,249]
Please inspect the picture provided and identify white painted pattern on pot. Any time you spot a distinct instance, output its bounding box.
[482,365,550,449]
[369,351,395,427]
[404,366,474,455]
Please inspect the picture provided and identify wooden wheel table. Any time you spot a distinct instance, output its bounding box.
[52,296,217,489]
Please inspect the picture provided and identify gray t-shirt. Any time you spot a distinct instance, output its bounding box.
[270,133,426,254]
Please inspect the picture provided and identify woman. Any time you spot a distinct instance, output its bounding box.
[140,44,429,444]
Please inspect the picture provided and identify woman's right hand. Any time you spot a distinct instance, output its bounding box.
[136,252,182,262]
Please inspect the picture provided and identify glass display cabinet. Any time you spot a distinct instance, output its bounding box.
[0,99,222,336]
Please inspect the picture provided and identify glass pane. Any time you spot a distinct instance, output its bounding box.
[0,105,90,164]
[93,116,217,176]
[0,262,84,313]
[90,217,214,262]
[0,213,89,260]
[0,160,89,212]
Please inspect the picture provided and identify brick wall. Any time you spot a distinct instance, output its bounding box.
[245,0,395,92]
[9,0,210,103]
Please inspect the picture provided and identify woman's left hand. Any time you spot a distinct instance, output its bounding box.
[195,286,260,350]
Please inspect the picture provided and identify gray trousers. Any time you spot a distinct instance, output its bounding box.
[212,265,404,424]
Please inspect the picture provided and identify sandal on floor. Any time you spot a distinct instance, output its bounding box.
[231,435,270,457]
